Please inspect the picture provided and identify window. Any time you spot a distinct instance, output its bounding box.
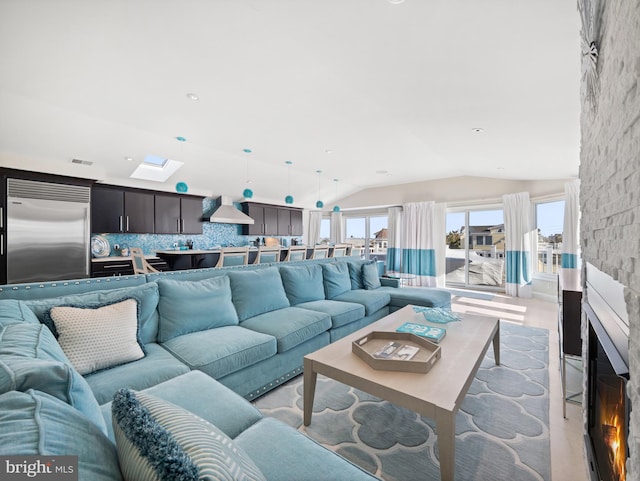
[535,199,565,274]
[339,214,388,261]
[446,208,505,289]
[319,218,330,244]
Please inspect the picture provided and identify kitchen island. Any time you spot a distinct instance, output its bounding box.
[155,245,353,270]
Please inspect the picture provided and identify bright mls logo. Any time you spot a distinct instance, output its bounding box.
[0,456,78,480]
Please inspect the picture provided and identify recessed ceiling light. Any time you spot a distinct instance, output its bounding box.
[325,149,333,154]
[376,170,389,175]
[124,156,134,162]
[471,128,484,133]
[186,93,199,101]
[388,0,406,4]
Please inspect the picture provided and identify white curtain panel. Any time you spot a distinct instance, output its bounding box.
[386,206,402,272]
[308,211,323,245]
[330,211,344,244]
[503,192,533,297]
[561,179,582,291]
[401,201,438,287]
[433,203,447,288]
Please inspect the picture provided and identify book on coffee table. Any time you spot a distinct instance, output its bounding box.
[396,322,446,343]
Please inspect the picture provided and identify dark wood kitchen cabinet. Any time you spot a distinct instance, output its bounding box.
[277,207,303,236]
[91,185,154,233]
[154,194,203,234]
[241,202,278,236]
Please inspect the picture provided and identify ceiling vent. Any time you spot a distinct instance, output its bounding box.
[71,158,93,166]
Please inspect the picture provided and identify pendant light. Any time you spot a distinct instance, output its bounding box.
[175,136,188,193]
[315,170,324,209]
[332,178,340,212]
[284,161,294,204]
[242,148,253,199]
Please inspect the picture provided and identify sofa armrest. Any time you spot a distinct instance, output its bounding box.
[380,276,401,288]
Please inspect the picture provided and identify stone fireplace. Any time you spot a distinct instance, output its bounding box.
[583,263,632,481]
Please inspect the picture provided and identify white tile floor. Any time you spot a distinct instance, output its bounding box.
[449,291,589,481]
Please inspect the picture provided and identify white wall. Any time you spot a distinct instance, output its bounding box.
[336,175,571,209]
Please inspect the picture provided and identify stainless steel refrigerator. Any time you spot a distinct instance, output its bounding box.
[6,178,90,283]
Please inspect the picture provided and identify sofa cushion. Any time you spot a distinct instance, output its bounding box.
[157,276,239,342]
[362,261,382,289]
[161,326,277,379]
[0,322,70,363]
[240,307,331,353]
[85,343,190,405]
[0,299,39,325]
[279,264,325,305]
[0,389,123,481]
[322,262,352,299]
[296,300,365,329]
[235,417,380,481]
[48,298,145,376]
[228,267,290,321]
[112,389,266,481]
[376,286,452,309]
[101,371,263,442]
[332,289,391,316]
[347,261,366,290]
[0,356,108,434]
[24,282,160,344]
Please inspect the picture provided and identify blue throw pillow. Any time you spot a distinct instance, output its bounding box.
[0,390,123,481]
[112,389,266,481]
[0,299,39,326]
[0,356,108,435]
[362,262,382,290]
[347,261,365,290]
[322,262,352,299]
[24,282,160,344]
[0,322,70,363]
[279,264,325,305]
[157,276,239,342]
[227,267,290,321]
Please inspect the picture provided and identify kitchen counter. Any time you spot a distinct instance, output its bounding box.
[155,246,318,270]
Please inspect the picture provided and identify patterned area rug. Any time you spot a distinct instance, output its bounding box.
[254,322,550,481]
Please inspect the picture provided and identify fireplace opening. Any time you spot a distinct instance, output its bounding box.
[586,315,630,481]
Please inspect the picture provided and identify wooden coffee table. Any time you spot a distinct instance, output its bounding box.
[303,305,500,481]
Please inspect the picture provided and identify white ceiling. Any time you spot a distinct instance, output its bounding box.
[0,0,581,208]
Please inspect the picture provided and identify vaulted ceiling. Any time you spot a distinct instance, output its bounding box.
[0,0,581,207]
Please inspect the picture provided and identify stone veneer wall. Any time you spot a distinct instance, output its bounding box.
[579,2,640,480]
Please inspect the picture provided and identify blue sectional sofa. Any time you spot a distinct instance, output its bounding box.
[0,257,450,480]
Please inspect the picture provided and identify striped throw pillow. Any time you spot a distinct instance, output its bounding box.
[111,389,266,481]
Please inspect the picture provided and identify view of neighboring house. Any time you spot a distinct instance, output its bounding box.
[459,224,505,259]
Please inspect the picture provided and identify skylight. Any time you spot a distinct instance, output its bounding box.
[130,155,184,182]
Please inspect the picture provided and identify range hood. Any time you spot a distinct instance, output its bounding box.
[207,196,254,224]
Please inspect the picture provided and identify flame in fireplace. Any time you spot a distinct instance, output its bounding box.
[601,397,626,480]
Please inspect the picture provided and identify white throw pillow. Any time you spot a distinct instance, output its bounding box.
[49,298,145,375]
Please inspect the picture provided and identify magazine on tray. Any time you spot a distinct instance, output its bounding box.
[373,341,420,361]
[396,322,446,343]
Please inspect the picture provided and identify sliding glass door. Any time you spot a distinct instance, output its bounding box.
[446,208,505,289]
[344,214,388,261]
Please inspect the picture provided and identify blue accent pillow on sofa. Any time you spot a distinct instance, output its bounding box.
[279,264,325,305]
[322,262,352,299]
[0,390,123,481]
[24,282,160,344]
[0,299,39,326]
[157,276,239,342]
[362,262,382,290]
[228,267,290,321]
